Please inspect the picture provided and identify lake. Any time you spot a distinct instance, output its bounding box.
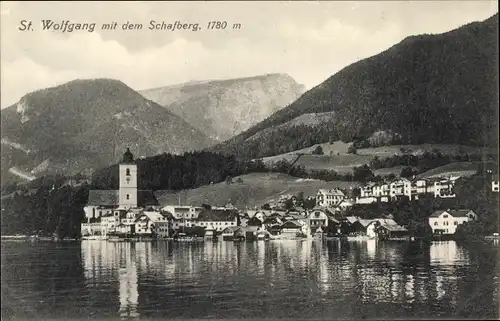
[1,239,499,320]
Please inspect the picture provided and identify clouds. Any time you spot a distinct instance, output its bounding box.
[0,1,497,108]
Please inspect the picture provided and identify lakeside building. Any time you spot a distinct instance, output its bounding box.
[428,209,477,235]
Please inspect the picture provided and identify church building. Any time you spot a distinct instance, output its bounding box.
[83,148,160,224]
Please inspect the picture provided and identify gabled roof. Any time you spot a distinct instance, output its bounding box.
[430,209,474,218]
[135,211,166,223]
[221,226,242,233]
[198,209,238,221]
[87,190,159,206]
[281,220,302,229]
[318,188,345,196]
[358,219,373,227]
[344,216,359,224]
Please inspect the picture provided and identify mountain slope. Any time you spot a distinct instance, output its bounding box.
[0,78,215,185]
[140,73,306,141]
[213,14,499,158]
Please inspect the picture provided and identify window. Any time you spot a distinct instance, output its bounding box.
[434,222,438,226]
[454,222,458,226]
[126,194,130,200]
[126,168,131,176]
[443,215,448,218]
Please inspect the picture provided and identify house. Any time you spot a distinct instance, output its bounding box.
[262,216,283,228]
[161,205,203,230]
[316,189,346,207]
[492,175,499,192]
[247,216,264,227]
[372,183,390,197]
[221,226,244,241]
[134,211,170,238]
[279,220,308,239]
[427,176,458,198]
[429,209,477,235]
[240,226,261,240]
[410,178,429,200]
[360,183,376,198]
[389,178,412,200]
[196,209,239,232]
[307,207,329,230]
[366,219,408,239]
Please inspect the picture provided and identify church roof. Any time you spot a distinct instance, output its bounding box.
[122,147,135,164]
[197,209,238,222]
[87,190,159,207]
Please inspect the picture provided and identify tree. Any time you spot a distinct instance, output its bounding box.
[261,203,271,210]
[400,166,416,178]
[370,156,382,170]
[312,146,324,155]
[353,165,375,182]
[347,145,357,154]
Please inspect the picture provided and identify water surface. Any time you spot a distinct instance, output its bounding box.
[1,239,499,320]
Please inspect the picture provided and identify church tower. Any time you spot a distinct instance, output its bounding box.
[119,147,138,209]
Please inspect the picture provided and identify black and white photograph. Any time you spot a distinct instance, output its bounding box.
[1,1,499,320]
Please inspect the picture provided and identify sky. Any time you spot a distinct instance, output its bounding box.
[0,1,498,108]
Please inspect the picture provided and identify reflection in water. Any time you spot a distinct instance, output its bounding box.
[7,239,485,320]
[118,244,139,319]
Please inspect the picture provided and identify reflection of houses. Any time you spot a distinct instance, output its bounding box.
[316,189,346,207]
[221,226,245,241]
[429,209,477,235]
[196,209,239,232]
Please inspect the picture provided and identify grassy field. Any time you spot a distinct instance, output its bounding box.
[260,141,496,174]
[155,172,360,209]
[417,161,495,179]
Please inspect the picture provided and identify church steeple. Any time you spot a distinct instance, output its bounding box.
[122,147,134,164]
[119,147,137,209]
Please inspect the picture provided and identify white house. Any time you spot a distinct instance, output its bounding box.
[360,183,376,198]
[196,209,239,232]
[427,176,458,198]
[389,178,412,199]
[492,175,499,192]
[428,209,477,235]
[316,189,346,207]
[134,211,170,238]
[161,205,203,229]
[307,207,330,230]
[372,182,390,197]
[410,178,428,200]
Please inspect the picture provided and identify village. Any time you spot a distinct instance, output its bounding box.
[80,148,499,242]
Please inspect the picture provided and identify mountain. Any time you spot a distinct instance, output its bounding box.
[0,78,215,185]
[139,73,306,142]
[212,14,499,159]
